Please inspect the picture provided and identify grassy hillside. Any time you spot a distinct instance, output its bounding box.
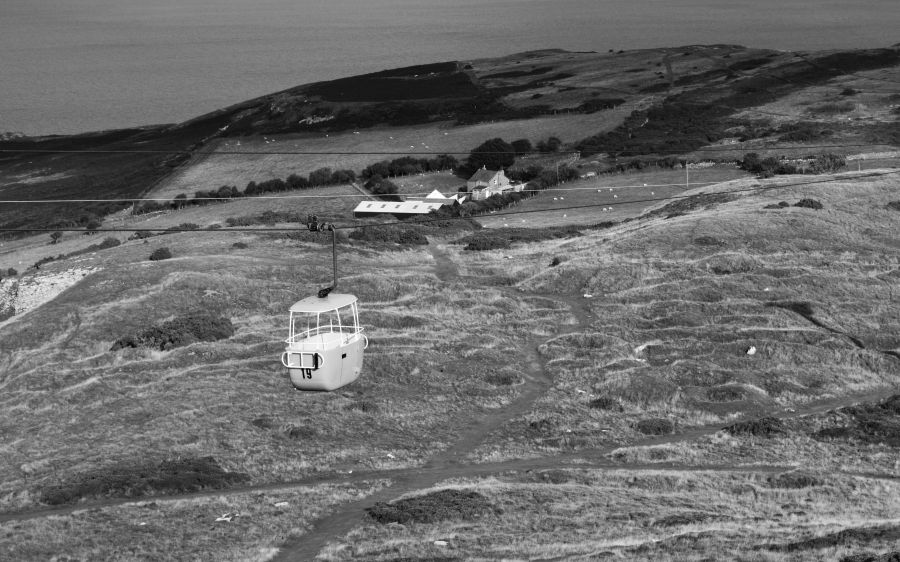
[1,168,898,559]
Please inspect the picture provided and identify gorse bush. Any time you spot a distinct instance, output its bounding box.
[794,198,824,210]
[110,311,235,351]
[39,456,248,505]
[149,247,172,261]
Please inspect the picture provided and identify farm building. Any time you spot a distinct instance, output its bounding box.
[353,190,465,218]
[466,167,524,201]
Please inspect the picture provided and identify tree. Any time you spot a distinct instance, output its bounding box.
[536,136,562,153]
[461,138,516,177]
[286,174,309,190]
[308,167,333,186]
[330,169,356,184]
[511,139,533,155]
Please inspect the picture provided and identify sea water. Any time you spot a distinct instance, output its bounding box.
[2,0,897,136]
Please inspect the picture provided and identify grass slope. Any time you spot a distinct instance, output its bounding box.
[1,169,898,559]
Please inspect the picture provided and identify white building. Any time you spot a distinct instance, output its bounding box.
[353,190,465,218]
[466,167,523,201]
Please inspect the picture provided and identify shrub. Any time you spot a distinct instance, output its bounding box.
[635,418,674,435]
[764,201,790,209]
[39,456,248,505]
[794,198,824,210]
[808,153,846,174]
[511,138,532,155]
[724,416,784,437]
[231,242,249,249]
[110,311,234,351]
[366,489,500,524]
[549,256,562,267]
[887,201,900,212]
[464,237,510,251]
[84,218,101,234]
[840,87,858,96]
[588,396,623,411]
[766,472,822,489]
[6,267,18,277]
[149,247,172,261]
[693,236,726,247]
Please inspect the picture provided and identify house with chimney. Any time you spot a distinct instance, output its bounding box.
[465,166,523,201]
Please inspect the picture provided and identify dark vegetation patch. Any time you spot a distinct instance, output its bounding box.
[456,225,582,252]
[231,242,249,249]
[576,49,900,156]
[644,192,736,219]
[576,98,626,113]
[306,64,479,102]
[148,247,172,261]
[282,424,316,439]
[348,226,428,246]
[110,312,234,351]
[653,512,718,527]
[635,418,674,435]
[485,372,518,386]
[588,396,624,411]
[724,416,785,437]
[482,66,554,79]
[706,385,745,402]
[767,525,900,552]
[794,198,823,210]
[693,235,726,247]
[366,489,500,524]
[814,395,900,446]
[251,416,276,430]
[885,201,900,212]
[764,201,790,209]
[767,300,815,318]
[39,456,248,505]
[765,472,822,489]
[463,237,509,251]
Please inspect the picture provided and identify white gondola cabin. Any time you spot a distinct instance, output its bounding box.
[281,293,367,391]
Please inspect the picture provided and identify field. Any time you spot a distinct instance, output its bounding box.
[2,166,899,559]
[477,166,750,228]
[149,110,632,200]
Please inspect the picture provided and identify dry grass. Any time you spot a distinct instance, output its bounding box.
[317,470,900,561]
[2,480,388,561]
[1,167,898,558]
[0,226,572,511]
[462,172,900,462]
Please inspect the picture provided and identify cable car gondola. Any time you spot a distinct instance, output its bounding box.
[280,216,367,391]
